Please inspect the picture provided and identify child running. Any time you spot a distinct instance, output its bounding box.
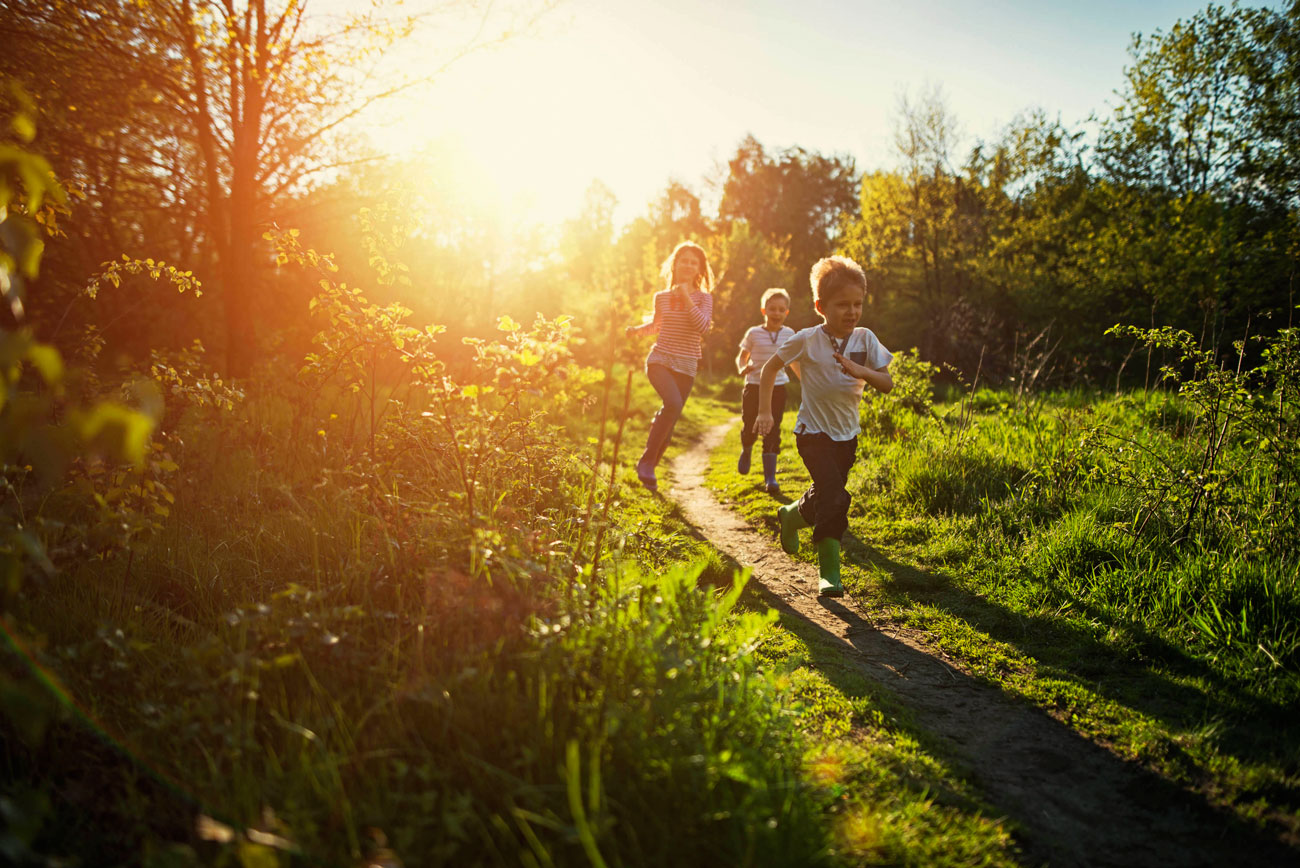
[625,241,715,492]
[752,256,893,597]
[735,288,796,494]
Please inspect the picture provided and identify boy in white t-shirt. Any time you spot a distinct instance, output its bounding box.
[752,256,893,597]
[734,288,797,493]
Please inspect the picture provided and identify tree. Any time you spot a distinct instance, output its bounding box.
[649,180,711,250]
[562,180,617,291]
[3,0,545,375]
[1098,4,1258,199]
[1,0,209,348]
[708,221,793,376]
[718,134,858,294]
[157,0,421,375]
[1241,2,1300,213]
[841,89,992,370]
[1093,3,1295,354]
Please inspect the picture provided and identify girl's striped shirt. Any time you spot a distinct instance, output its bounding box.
[631,289,713,376]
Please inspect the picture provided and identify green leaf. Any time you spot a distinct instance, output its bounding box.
[76,402,154,466]
[25,342,63,385]
[236,841,281,868]
[11,113,35,143]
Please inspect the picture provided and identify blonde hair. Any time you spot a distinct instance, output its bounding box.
[660,241,714,293]
[760,287,791,309]
[810,256,866,303]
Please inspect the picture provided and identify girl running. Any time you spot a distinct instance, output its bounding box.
[625,241,715,492]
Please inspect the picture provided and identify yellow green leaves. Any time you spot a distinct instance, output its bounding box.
[85,256,202,300]
[74,402,155,468]
[9,113,35,144]
[2,85,68,319]
[148,340,244,413]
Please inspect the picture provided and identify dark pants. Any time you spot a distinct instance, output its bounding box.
[638,364,695,472]
[795,432,858,543]
[740,383,787,454]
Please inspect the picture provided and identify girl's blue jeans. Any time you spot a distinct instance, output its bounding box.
[638,364,695,475]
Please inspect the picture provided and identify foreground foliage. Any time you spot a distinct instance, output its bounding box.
[2,198,1021,865]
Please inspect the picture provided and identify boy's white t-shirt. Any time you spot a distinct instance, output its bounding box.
[739,325,796,385]
[776,325,893,441]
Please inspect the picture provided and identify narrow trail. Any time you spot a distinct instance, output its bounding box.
[665,420,1296,868]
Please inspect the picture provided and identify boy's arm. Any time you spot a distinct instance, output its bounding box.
[832,353,893,393]
[752,354,785,435]
[778,328,799,380]
[735,346,753,375]
[864,366,893,394]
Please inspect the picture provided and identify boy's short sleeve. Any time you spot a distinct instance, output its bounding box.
[738,327,755,350]
[863,331,893,370]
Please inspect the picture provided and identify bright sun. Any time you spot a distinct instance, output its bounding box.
[357,2,709,231]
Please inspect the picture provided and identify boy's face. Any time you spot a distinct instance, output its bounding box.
[815,285,864,336]
[762,297,789,325]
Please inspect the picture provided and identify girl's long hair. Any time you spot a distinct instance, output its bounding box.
[659,241,715,294]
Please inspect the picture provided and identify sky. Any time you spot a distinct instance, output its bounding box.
[356,0,1268,229]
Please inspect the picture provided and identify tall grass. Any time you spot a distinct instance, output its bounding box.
[857,342,1300,698]
[1,317,841,867]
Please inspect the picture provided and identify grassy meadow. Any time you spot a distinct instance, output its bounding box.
[708,337,1300,842]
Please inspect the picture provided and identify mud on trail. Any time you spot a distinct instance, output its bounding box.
[665,421,1297,868]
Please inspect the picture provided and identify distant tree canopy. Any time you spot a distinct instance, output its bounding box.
[719,134,859,299]
[2,0,1296,389]
[840,2,1300,383]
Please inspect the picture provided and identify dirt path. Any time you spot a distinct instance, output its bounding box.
[666,420,1296,868]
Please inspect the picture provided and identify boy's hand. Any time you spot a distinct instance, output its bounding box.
[752,412,774,436]
[739,362,756,376]
[832,352,869,380]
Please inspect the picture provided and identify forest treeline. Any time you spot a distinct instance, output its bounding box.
[2,2,1297,391]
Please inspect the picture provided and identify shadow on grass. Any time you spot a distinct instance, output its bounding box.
[703,418,1300,852]
[709,427,1294,758]
[705,541,1300,868]
[838,530,1300,789]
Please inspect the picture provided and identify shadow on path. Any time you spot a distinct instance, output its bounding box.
[666,420,1299,868]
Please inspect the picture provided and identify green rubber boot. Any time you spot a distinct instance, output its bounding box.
[816,538,843,597]
[777,503,808,555]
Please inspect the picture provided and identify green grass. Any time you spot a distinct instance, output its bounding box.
[0,363,1022,867]
[746,597,1021,867]
[616,385,1023,865]
[706,389,1300,841]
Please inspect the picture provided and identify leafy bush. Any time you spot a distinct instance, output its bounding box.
[853,329,1300,695]
[860,347,939,439]
[3,203,839,865]
[1104,323,1300,554]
